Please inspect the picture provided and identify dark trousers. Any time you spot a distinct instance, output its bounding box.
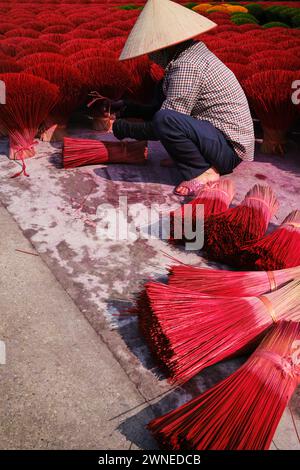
[152,109,242,180]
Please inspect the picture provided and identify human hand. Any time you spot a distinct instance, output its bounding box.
[112,119,129,140]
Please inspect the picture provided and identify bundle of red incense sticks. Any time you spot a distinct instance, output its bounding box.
[148,320,300,450]
[240,210,300,270]
[138,279,300,383]
[168,265,300,297]
[63,137,147,168]
[204,184,278,266]
[169,179,234,244]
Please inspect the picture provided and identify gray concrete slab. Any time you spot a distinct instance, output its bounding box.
[0,204,156,449]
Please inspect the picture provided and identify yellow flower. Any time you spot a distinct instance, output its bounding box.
[192,4,212,13]
[227,6,248,13]
[207,6,229,14]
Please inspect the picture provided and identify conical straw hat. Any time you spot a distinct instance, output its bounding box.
[119,0,217,61]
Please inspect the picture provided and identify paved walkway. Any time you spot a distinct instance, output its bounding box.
[0,203,156,449]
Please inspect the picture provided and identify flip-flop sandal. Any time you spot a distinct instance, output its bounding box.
[174,179,206,197]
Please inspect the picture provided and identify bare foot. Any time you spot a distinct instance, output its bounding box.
[175,167,220,196]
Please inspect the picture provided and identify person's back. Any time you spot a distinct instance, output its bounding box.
[162,40,254,162]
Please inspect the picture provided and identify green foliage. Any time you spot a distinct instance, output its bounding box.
[264,5,300,26]
[262,21,290,29]
[292,14,300,27]
[245,4,265,21]
[231,16,259,26]
[231,4,300,29]
[231,12,259,24]
[118,4,142,10]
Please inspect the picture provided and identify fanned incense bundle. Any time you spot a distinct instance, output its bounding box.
[26,63,84,141]
[204,184,278,266]
[18,52,66,68]
[66,48,109,64]
[61,39,103,56]
[63,137,147,169]
[243,70,298,155]
[241,210,300,271]
[168,265,300,296]
[69,29,98,39]
[39,33,70,44]
[138,279,300,383]
[0,58,22,73]
[169,179,234,244]
[16,39,60,58]
[0,73,59,174]
[148,321,300,450]
[224,62,249,84]
[250,56,300,73]
[5,28,39,39]
[75,57,131,101]
[43,25,71,34]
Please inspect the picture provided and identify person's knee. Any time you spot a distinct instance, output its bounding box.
[152,109,179,137]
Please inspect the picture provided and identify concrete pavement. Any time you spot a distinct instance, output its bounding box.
[0,203,156,449]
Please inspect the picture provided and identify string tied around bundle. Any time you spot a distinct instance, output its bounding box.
[254,349,300,381]
[267,271,277,292]
[284,222,300,229]
[10,142,37,178]
[258,295,277,323]
[87,91,111,115]
[245,196,272,210]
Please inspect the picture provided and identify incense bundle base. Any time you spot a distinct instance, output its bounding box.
[149,321,300,450]
[92,116,115,132]
[9,144,35,161]
[0,73,59,176]
[261,127,287,156]
[40,123,68,142]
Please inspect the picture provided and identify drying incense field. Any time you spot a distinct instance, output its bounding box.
[0,0,300,451]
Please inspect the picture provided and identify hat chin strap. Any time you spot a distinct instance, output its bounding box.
[148,49,171,68]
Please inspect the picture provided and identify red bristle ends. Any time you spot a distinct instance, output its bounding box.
[169,179,234,244]
[148,321,300,450]
[138,279,300,384]
[63,137,109,169]
[15,39,60,58]
[204,184,278,266]
[75,57,132,101]
[241,210,300,271]
[61,38,103,56]
[243,70,299,155]
[66,48,109,65]
[250,56,300,74]
[18,53,66,69]
[168,265,300,297]
[5,28,39,39]
[0,58,23,73]
[26,63,85,126]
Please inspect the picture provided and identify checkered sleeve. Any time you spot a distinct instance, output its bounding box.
[161,62,205,115]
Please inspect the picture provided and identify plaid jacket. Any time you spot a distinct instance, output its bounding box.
[161,41,255,161]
